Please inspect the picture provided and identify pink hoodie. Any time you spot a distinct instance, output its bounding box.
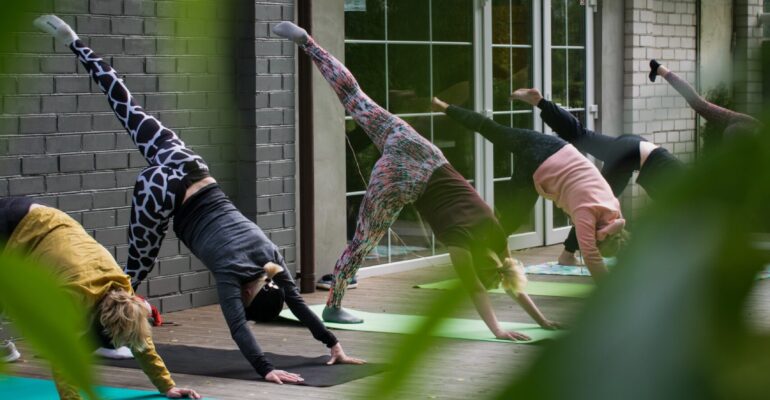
[533,145,626,268]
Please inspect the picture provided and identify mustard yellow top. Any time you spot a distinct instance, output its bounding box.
[5,206,175,399]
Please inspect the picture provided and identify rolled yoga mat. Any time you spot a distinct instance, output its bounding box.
[415,279,594,298]
[101,344,387,387]
[0,375,192,400]
[280,305,561,344]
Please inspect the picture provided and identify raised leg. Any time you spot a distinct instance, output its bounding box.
[126,166,187,288]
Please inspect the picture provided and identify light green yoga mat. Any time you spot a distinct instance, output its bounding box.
[279,305,560,344]
[415,279,594,298]
[0,375,212,400]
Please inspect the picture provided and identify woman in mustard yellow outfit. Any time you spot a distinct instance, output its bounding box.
[1,197,200,399]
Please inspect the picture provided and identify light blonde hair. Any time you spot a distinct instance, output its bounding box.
[597,229,631,258]
[499,257,528,295]
[486,249,528,294]
[243,262,284,307]
[98,290,151,351]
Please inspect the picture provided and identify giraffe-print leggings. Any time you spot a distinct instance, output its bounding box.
[663,70,760,136]
[70,40,208,288]
[299,37,448,308]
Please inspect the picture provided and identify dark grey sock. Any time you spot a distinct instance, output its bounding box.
[272,21,309,44]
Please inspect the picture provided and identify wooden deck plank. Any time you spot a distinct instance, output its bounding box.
[5,244,770,399]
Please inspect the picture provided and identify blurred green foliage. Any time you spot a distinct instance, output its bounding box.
[0,251,98,399]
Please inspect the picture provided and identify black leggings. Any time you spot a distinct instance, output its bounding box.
[70,40,209,287]
[538,99,683,253]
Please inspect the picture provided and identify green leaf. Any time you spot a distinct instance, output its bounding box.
[0,251,98,400]
[493,122,770,400]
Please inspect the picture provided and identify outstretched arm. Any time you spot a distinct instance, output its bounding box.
[216,281,303,384]
[447,246,531,341]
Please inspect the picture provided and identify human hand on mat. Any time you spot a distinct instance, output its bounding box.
[327,343,366,365]
[493,330,531,341]
[265,369,304,384]
[539,320,563,330]
[165,387,201,399]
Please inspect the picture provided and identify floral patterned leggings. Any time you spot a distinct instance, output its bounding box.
[663,70,759,135]
[299,38,448,308]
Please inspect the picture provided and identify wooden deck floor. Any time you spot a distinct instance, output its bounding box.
[5,245,770,399]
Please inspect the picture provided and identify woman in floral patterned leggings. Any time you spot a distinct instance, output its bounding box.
[274,22,560,338]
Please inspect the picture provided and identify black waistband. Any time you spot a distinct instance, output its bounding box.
[0,197,35,244]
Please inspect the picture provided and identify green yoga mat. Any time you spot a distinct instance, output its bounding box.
[279,305,560,344]
[415,279,594,298]
[0,375,210,400]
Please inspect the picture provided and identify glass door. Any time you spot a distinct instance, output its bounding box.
[542,0,594,245]
[483,0,545,249]
[482,0,594,250]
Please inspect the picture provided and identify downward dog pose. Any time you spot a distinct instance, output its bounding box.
[433,97,629,281]
[35,15,362,384]
[510,88,684,266]
[273,22,560,338]
[649,60,761,138]
[0,198,200,399]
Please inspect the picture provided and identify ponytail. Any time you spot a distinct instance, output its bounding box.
[499,257,527,295]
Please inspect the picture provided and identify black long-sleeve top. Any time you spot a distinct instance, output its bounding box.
[174,184,338,377]
[0,197,35,245]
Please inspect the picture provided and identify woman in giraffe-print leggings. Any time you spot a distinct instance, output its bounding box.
[273,22,561,338]
[35,15,364,384]
[649,60,761,140]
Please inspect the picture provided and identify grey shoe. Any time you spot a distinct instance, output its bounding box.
[1,341,20,363]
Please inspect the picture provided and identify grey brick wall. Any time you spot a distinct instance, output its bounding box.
[0,0,298,313]
[621,0,698,220]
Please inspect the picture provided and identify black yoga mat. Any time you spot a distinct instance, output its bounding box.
[101,344,387,387]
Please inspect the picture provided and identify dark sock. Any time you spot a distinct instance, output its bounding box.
[649,59,661,82]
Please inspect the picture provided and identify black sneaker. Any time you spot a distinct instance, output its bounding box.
[316,274,358,290]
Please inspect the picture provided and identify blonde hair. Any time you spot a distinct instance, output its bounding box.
[98,290,151,351]
[597,229,631,258]
[499,257,528,295]
[243,262,284,307]
[486,249,528,294]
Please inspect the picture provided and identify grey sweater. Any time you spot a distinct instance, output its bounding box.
[174,184,337,376]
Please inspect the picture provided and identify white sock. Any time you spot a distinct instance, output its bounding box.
[33,15,79,46]
[94,346,134,359]
[272,21,309,44]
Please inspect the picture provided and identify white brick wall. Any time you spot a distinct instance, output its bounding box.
[622,0,698,219]
[733,0,764,115]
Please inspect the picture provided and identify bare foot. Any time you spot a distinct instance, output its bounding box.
[431,97,449,112]
[557,250,581,266]
[510,88,543,106]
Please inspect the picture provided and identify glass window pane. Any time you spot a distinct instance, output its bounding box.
[552,206,570,228]
[345,122,380,193]
[494,180,536,234]
[345,0,385,40]
[432,115,475,179]
[432,0,473,42]
[433,44,474,109]
[567,48,585,109]
[346,43,387,107]
[387,0,430,41]
[511,48,532,111]
[510,0,532,45]
[492,114,513,177]
[551,0,566,46]
[492,47,512,112]
[390,205,434,263]
[492,0,511,45]
[552,49,567,106]
[388,44,430,114]
[567,0,585,46]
